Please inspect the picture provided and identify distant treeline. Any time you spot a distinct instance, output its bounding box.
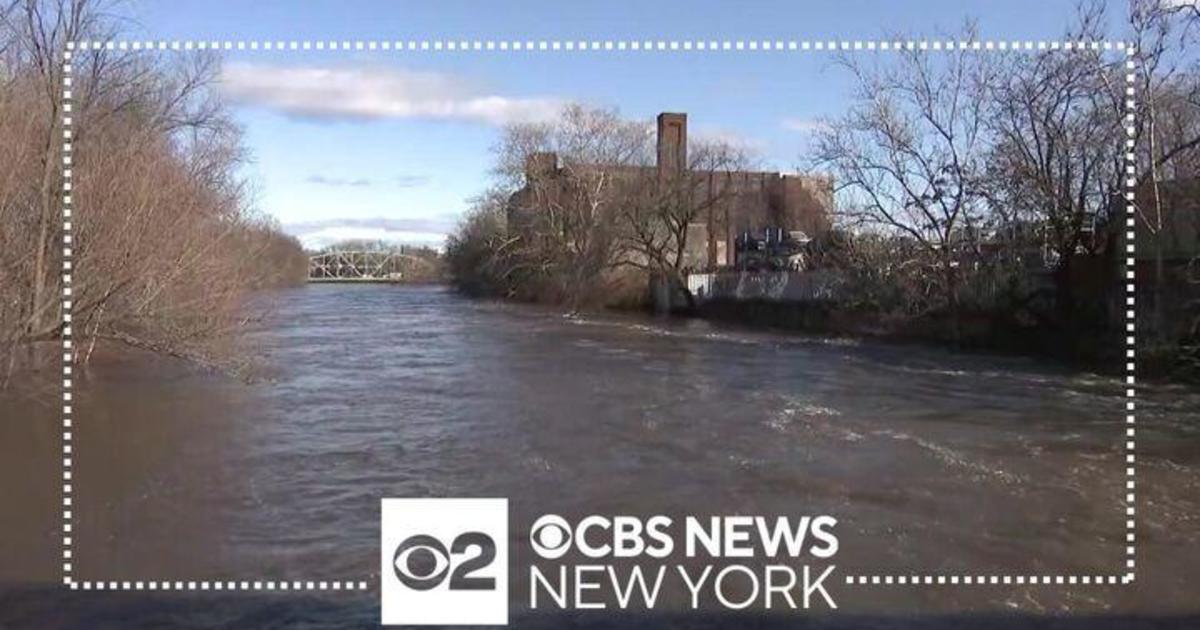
[0,0,307,375]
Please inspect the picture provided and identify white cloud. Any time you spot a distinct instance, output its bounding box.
[306,175,372,187]
[304,174,431,188]
[781,118,826,133]
[220,63,563,126]
[284,217,456,250]
[296,226,446,250]
[394,175,432,188]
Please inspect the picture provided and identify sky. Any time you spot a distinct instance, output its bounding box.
[123,0,1138,250]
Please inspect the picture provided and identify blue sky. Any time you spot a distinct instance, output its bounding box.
[125,0,1132,249]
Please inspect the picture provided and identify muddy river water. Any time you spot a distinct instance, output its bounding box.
[2,284,1199,628]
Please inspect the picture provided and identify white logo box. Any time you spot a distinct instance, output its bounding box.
[381,498,509,626]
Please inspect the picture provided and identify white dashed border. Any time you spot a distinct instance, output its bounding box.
[61,48,73,589]
[1123,48,1139,585]
[61,38,1136,592]
[66,38,1133,52]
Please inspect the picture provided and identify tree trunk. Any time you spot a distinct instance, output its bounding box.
[1055,254,1076,337]
[945,262,961,344]
[28,97,61,339]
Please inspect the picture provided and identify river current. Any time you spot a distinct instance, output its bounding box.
[2,284,1198,627]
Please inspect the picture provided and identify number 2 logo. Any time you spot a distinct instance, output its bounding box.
[392,532,497,591]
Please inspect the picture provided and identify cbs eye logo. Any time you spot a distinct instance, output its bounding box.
[529,514,573,559]
[392,532,496,591]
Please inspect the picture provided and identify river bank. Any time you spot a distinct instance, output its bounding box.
[688,297,1109,367]
[647,267,1197,384]
[685,296,1200,384]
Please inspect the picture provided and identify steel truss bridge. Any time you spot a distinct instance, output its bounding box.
[308,250,427,282]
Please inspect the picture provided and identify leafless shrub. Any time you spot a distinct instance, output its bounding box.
[445,188,518,297]
[0,0,306,375]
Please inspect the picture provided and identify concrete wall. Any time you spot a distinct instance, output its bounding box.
[687,270,844,304]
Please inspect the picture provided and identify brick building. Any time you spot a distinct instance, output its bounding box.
[508,112,833,271]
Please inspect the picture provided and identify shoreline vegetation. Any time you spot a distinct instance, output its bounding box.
[1,0,308,380]
[444,4,1200,382]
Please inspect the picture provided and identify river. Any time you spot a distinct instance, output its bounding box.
[2,284,1199,628]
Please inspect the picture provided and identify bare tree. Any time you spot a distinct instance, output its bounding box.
[495,104,652,308]
[444,187,519,296]
[1,0,101,342]
[1,0,307,375]
[451,106,762,310]
[985,6,1123,324]
[617,139,751,308]
[811,34,993,338]
[1128,0,1200,335]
